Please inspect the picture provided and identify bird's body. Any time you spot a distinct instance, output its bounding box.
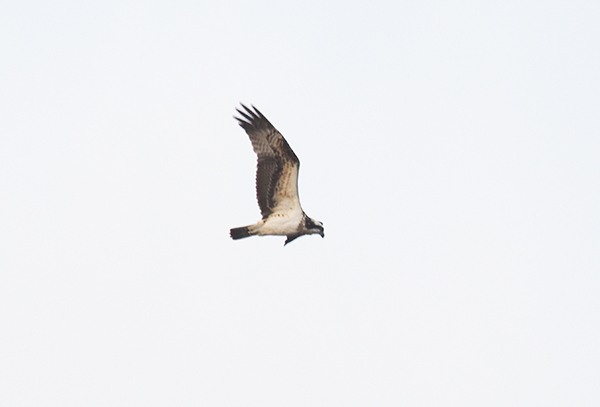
[230,104,324,245]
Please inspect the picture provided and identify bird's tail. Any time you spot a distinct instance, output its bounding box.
[230,226,252,240]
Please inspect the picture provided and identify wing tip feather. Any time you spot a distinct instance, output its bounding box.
[234,103,273,132]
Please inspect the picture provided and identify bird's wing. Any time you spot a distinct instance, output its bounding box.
[235,104,301,219]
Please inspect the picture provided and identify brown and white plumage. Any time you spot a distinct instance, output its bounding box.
[230,104,324,245]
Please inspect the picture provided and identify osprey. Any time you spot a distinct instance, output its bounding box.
[230,104,324,245]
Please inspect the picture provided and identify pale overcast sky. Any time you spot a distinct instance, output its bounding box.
[1,1,599,406]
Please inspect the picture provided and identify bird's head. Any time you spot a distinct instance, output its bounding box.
[305,217,325,238]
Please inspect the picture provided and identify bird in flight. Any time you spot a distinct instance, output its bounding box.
[230,104,324,245]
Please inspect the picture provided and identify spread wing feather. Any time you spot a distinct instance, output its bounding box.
[235,104,300,219]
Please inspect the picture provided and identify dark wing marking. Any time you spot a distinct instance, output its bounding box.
[235,104,300,219]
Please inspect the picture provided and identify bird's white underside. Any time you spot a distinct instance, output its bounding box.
[249,207,304,236]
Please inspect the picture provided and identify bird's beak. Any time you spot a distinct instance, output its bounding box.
[320,231,325,238]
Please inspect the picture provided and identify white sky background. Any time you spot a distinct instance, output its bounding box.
[1,0,599,405]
